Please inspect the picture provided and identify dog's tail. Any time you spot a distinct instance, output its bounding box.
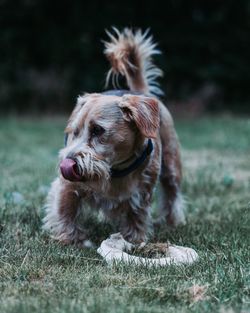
[104,28,163,96]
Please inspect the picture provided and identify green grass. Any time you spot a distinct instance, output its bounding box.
[0,116,250,313]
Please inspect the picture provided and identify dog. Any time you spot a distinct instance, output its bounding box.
[43,28,185,246]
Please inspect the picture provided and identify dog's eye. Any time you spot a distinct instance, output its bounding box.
[91,124,105,137]
[73,128,80,137]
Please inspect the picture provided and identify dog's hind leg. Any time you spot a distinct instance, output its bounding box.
[158,172,186,227]
[157,104,186,226]
[43,178,87,246]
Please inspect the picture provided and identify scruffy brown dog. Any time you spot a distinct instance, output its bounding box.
[43,28,185,246]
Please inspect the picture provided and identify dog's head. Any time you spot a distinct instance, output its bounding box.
[59,93,159,189]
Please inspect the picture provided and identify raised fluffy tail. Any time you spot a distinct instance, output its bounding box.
[104,28,163,96]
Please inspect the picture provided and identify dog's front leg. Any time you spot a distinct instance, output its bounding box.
[120,201,151,244]
[43,177,87,246]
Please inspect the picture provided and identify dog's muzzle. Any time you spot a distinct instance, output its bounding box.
[60,154,110,183]
[60,158,82,182]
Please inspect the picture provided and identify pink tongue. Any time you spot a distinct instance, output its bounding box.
[60,158,82,181]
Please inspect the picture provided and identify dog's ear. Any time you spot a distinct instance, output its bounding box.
[65,94,90,133]
[119,95,160,138]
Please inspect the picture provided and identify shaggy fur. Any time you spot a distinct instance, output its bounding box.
[43,28,185,245]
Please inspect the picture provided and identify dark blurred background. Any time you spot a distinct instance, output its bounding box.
[1,0,250,115]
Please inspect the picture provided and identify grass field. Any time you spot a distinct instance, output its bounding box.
[0,116,249,313]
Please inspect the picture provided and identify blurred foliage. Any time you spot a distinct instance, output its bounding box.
[0,0,250,113]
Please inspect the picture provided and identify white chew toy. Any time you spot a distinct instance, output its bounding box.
[97,233,198,267]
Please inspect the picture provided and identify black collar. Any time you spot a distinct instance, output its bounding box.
[64,134,153,179]
[110,139,153,178]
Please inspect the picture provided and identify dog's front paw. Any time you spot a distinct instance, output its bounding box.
[121,228,147,244]
[81,239,95,249]
[52,226,91,248]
